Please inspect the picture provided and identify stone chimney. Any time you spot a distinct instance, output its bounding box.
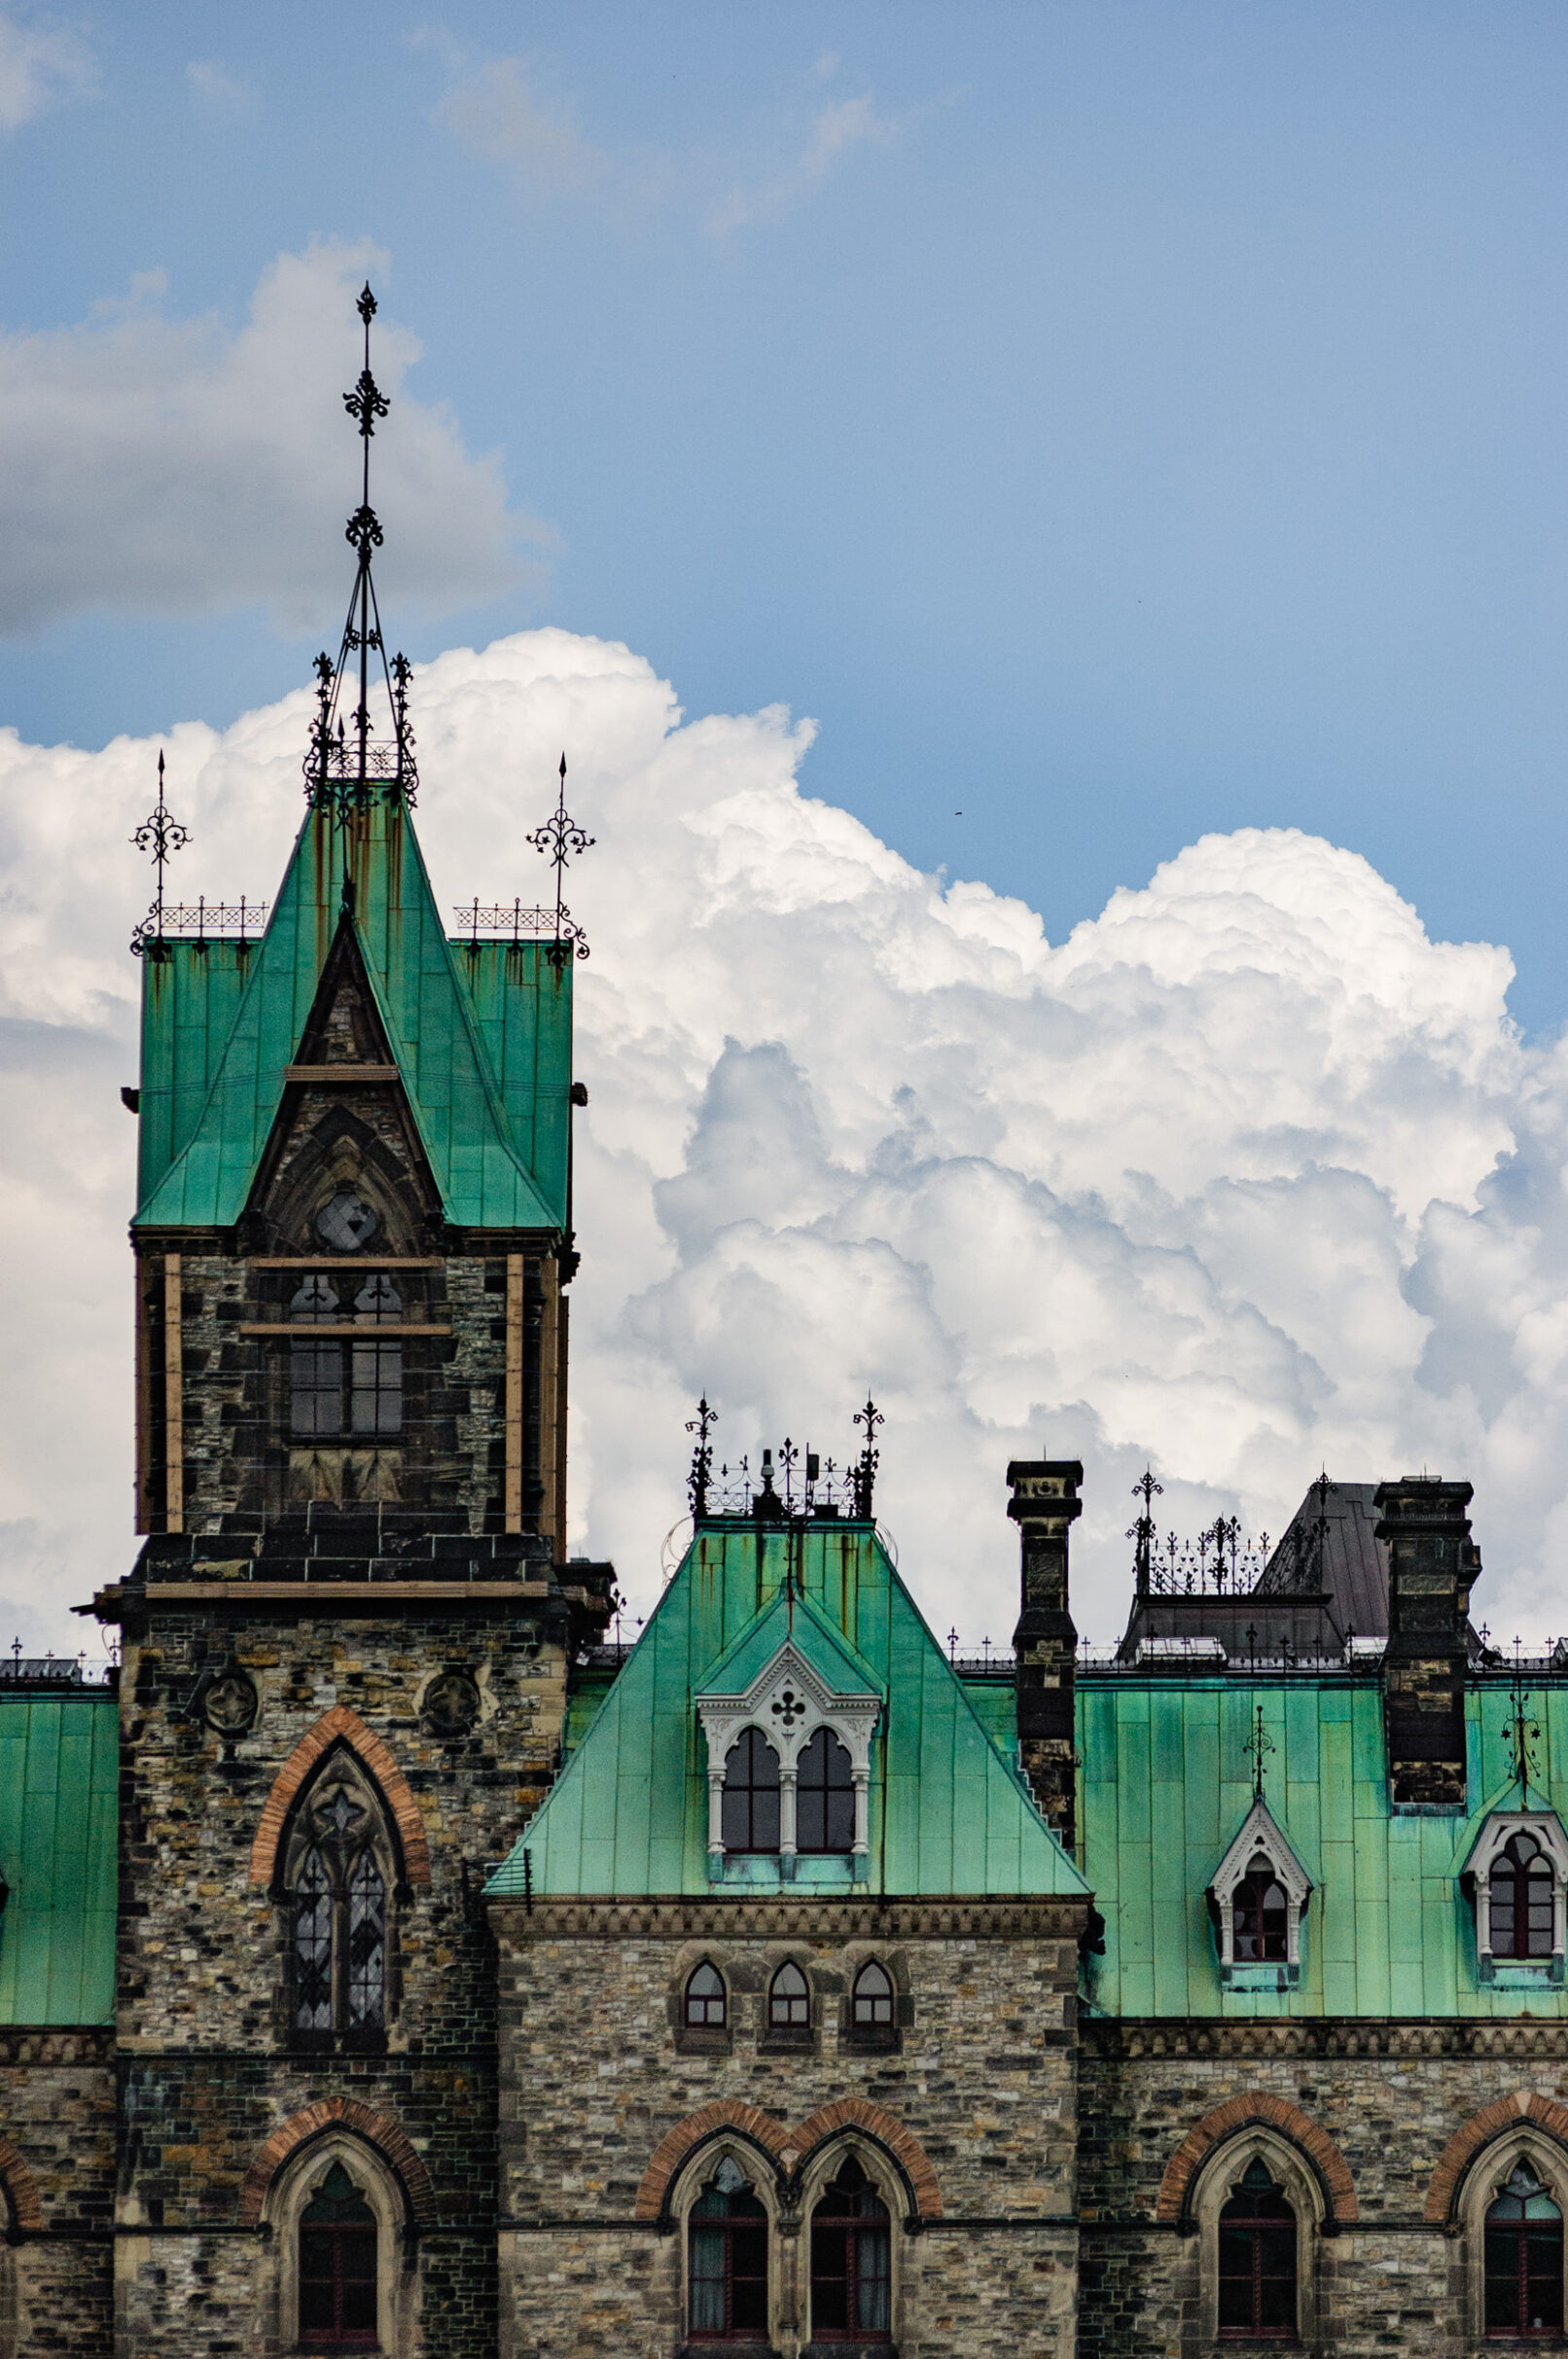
[1009,1459,1083,1850]
[1374,1477,1479,1809]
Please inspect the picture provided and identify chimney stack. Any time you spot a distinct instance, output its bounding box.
[1375,1478,1479,1809]
[1008,1459,1083,1850]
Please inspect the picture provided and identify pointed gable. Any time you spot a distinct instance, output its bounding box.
[486,1520,1089,1900]
[133,794,571,1233]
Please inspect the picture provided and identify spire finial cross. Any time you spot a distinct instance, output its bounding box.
[527,752,595,965]
[1245,1703,1276,1800]
[686,1396,717,1521]
[1506,1638,1543,1801]
[129,749,191,955]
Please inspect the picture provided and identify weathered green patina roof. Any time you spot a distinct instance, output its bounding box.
[1080,1670,1568,2018]
[488,1520,1087,1899]
[0,1689,117,2025]
[134,794,571,1231]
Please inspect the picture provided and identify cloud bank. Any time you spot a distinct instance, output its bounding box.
[0,628,1560,1660]
[0,240,531,634]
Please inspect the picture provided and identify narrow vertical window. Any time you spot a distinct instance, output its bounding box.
[1231,1857,1290,1963]
[1486,2163,1564,2338]
[294,1846,334,2032]
[796,1728,854,1853]
[685,1961,728,2026]
[1218,2159,1297,2340]
[346,1852,386,2028]
[1490,1836,1556,1960]
[811,2154,892,2341]
[284,1764,394,2047]
[351,1277,403,1437]
[852,1960,895,2027]
[768,1960,810,2028]
[689,2156,768,2341]
[299,2160,378,2350]
[290,1277,342,1437]
[721,1730,780,1853]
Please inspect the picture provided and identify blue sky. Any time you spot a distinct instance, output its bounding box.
[3,2,1568,1024]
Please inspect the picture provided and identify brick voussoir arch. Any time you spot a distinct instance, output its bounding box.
[1425,2091,1568,2225]
[793,2096,944,2221]
[0,2133,44,2234]
[1157,2091,1357,2226]
[636,2101,795,2222]
[249,1703,430,1888]
[240,2097,436,2227]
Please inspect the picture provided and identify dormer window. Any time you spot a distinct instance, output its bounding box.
[1465,1813,1568,1984]
[797,1728,854,1854]
[1231,1857,1289,1964]
[1208,1800,1311,1987]
[695,1639,880,1884]
[1492,1834,1554,1960]
[721,1731,780,1854]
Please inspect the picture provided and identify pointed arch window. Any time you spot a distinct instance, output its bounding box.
[768,1959,810,2028]
[1218,2158,1297,2340]
[685,1961,728,2028]
[688,2155,768,2341]
[721,1730,780,1854]
[299,2160,378,2350]
[285,1759,393,2049]
[797,1727,854,1854]
[1485,2162,1564,2338]
[852,1960,895,2028]
[1231,1856,1289,1964]
[810,2154,892,2341]
[1491,1835,1555,1961]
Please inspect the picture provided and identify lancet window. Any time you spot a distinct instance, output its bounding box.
[810,2154,892,2342]
[284,1754,393,2048]
[1465,1814,1568,1981]
[1217,2158,1297,2340]
[851,1959,895,2028]
[688,2156,768,2341]
[685,1961,728,2027]
[721,1730,781,1854]
[796,1727,854,1854]
[768,1960,810,2028]
[299,2159,378,2350]
[1490,1835,1555,1961]
[1485,2162,1564,2338]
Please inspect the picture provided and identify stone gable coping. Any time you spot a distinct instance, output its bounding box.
[633,2096,943,2224]
[1156,2090,1357,2226]
[1424,2091,1568,2224]
[239,2096,436,2226]
[0,2133,43,2233]
[492,1897,1087,1941]
[248,1703,431,1888]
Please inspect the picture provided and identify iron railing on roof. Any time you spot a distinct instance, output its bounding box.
[0,1647,114,1686]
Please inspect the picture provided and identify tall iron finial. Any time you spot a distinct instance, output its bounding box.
[1506,1639,1543,1801]
[129,751,191,955]
[686,1396,717,1521]
[1127,1467,1163,1593]
[850,1395,884,1519]
[1245,1704,1276,1800]
[303,281,417,818]
[527,752,594,965]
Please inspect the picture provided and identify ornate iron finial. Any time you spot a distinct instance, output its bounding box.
[1245,1703,1276,1800]
[1127,1467,1164,1593]
[686,1396,717,1520]
[130,750,191,955]
[850,1395,884,1519]
[527,752,594,966]
[1506,1639,1543,1800]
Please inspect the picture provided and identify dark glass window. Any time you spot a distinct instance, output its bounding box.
[769,1960,810,2028]
[811,2154,892,2341]
[299,2160,377,2349]
[293,1846,334,2032]
[689,2156,768,2341]
[796,1728,855,1854]
[1491,1835,1556,1961]
[1486,2162,1564,2338]
[347,1853,387,2028]
[289,1779,388,2042]
[1232,1856,1290,1963]
[1218,2159,1297,2340]
[686,1962,728,2027]
[722,1730,780,1853]
[288,1274,403,1438]
[852,1960,895,2027]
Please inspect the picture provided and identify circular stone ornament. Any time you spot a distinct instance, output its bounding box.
[203,1666,259,1737]
[315,1190,381,1252]
[422,1669,481,1739]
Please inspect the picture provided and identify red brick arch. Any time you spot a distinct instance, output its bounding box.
[248,1704,430,1888]
[0,2134,43,2233]
[1424,2091,1568,2225]
[634,2095,944,2225]
[1157,2091,1357,2226]
[239,2097,435,2226]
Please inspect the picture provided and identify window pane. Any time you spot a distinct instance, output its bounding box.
[812,2220,851,2333]
[339,2227,378,2331]
[686,1963,726,2026]
[797,1728,855,1855]
[347,1853,386,2028]
[351,1340,402,1437]
[1527,2220,1565,2332]
[730,2220,769,2331]
[854,1961,894,2024]
[857,2224,892,2331]
[689,2226,726,2332]
[722,1729,780,1854]
[294,1847,333,2030]
[299,2225,337,2330]
[292,1340,344,1436]
[1487,2224,1524,2334]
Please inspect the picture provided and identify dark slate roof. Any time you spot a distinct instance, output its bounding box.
[1117,1479,1394,1663]
[1254,1481,1389,1638]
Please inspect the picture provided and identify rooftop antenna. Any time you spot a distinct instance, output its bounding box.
[527,752,594,966]
[129,751,191,957]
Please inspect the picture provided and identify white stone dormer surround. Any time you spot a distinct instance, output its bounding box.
[1208,1796,1313,1986]
[1464,1809,1568,1984]
[695,1638,881,1881]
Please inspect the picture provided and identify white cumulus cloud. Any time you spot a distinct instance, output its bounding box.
[0,7,92,130]
[1,628,1563,1665]
[0,240,535,635]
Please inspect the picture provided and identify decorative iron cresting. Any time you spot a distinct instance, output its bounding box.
[1128,1468,1272,1596]
[455,753,595,965]
[683,1394,886,1524]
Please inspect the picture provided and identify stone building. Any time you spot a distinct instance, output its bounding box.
[4,294,1568,2355]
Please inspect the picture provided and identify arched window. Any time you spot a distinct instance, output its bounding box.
[685,1961,728,2027]
[689,2155,768,2341]
[1491,1835,1556,1961]
[721,1730,780,1854]
[852,1960,894,2028]
[768,1960,810,2028]
[1218,2158,1297,2340]
[299,2159,378,2349]
[811,2154,892,2342]
[1231,1855,1290,1964]
[285,1758,393,2047]
[1485,2162,1564,2337]
[797,1728,854,1854]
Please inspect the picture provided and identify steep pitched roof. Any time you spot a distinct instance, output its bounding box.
[133,795,571,1232]
[487,1519,1088,1900]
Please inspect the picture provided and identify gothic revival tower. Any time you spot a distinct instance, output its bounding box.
[89,288,612,2357]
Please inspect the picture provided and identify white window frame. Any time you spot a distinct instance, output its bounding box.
[1207,1797,1312,1986]
[695,1640,880,1881]
[1464,1811,1568,1984]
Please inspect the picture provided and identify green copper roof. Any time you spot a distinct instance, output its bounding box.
[133,795,571,1232]
[1080,1671,1568,2019]
[0,1690,117,2025]
[488,1520,1087,1900]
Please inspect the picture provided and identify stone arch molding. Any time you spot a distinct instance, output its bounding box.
[249,1704,430,1889]
[0,2136,42,2234]
[239,2097,436,2227]
[636,2095,943,2227]
[1425,2091,1568,2225]
[1158,2091,1357,2228]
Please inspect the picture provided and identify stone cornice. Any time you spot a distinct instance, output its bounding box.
[1083,2015,1568,2061]
[0,2026,114,2067]
[489,1896,1088,1940]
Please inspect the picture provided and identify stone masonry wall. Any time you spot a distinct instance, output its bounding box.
[491,1904,1083,2359]
[1079,2024,1568,2359]
[0,2036,114,2357]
